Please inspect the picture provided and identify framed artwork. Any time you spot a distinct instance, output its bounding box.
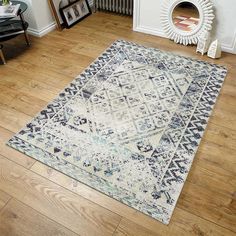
[60,0,91,28]
[48,0,78,30]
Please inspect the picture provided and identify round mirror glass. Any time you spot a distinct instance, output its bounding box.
[172,2,200,32]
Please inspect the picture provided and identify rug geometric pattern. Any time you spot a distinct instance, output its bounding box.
[7,40,227,224]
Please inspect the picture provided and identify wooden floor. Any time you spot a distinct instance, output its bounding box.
[0,12,235,236]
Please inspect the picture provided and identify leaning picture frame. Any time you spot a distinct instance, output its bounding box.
[48,0,64,30]
[60,0,91,28]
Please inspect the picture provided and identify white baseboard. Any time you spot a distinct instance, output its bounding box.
[134,25,236,54]
[221,32,236,54]
[27,22,56,38]
[134,26,167,39]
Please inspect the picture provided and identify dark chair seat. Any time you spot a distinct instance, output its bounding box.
[0,20,28,41]
[0,19,29,64]
[0,1,29,64]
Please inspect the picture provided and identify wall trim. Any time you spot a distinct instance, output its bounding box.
[132,0,140,31]
[134,24,236,54]
[221,31,236,54]
[28,22,56,37]
[134,25,167,39]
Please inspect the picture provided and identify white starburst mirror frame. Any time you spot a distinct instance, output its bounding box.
[161,0,214,45]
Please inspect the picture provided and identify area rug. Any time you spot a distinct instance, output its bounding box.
[7,40,227,224]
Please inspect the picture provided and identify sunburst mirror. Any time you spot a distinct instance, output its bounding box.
[161,0,214,45]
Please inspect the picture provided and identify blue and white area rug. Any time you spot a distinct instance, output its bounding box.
[7,40,227,224]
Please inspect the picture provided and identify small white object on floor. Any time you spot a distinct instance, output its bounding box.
[207,39,222,59]
[196,32,211,55]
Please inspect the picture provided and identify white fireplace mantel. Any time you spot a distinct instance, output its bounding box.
[133,0,236,54]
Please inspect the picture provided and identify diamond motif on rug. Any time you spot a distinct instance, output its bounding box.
[7,40,227,224]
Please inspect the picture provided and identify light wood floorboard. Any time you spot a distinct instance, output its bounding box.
[0,198,79,236]
[0,155,121,236]
[0,190,11,210]
[0,12,235,235]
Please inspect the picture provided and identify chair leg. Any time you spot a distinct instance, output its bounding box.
[24,31,30,46]
[0,45,6,65]
[94,0,97,13]
[19,12,30,46]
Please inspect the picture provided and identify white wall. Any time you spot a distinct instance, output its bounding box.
[133,0,236,54]
[20,0,38,30]
[29,0,55,36]
[19,0,55,37]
